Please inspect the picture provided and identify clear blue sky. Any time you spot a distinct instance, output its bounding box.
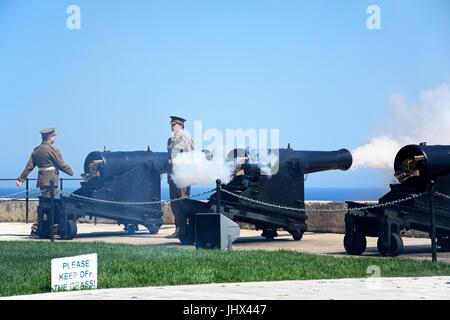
[1,0,449,188]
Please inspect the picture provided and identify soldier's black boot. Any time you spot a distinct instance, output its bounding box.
[30,222,39,238]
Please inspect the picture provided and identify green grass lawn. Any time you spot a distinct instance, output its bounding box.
[1,241,450,297]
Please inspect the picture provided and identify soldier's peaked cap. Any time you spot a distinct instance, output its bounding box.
[170,116,186,125]
[39,128,57,136]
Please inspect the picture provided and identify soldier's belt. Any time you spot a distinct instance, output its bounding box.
[38,166,56,172]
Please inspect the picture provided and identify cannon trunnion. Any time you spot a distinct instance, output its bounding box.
[344,144,450,257]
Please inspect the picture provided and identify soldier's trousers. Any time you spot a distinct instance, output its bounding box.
[31,187,59,235]
[168,181,191,228]
[40,186,59,198]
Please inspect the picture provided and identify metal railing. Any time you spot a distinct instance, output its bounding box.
[0,178,83,224]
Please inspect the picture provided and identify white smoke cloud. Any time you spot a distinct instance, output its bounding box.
[171,151,235,188]
[247,149,280,176]
[352,80,450,170]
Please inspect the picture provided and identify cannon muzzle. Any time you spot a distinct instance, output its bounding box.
[394,144,450,183]
[83,150,168,181]
[281,148,353,174]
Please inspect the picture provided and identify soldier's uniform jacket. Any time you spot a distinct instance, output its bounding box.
[167,131,194,183]
[18,141,74,188]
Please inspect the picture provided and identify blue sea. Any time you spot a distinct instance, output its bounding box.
[0,186,388,201]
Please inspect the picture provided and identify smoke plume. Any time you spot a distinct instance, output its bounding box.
[171,151,235,188]
[352,80,450,170]
[247,149,279,176]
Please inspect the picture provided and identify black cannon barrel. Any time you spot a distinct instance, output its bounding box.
[280,148,353,174]
[394,144,450,179]
[84,151,168,178]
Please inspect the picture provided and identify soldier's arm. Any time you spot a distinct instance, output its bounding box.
[167,138,173,161]
[17,155,36,182]
[183,136,195,152]
[188,138,194,152]
[51,148,74,176]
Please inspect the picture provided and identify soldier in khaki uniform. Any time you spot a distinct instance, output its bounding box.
[16,128,74,197]
[166,116,195,238]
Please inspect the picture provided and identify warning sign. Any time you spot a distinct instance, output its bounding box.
[51,253,97,292]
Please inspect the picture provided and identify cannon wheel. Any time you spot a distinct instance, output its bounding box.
[125,224,139,235]
[289,229,304,241]
[36,208,51,239]
[60,220,77,240]
[344,229,367,255]
[177,212,195,245]
[377,233,403,257]
[438,237,450,251]
[37,220,51,239]
[178,222,194,245]
[261,228,278,240]
[145,224,161,235]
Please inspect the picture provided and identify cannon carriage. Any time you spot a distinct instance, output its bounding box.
[178,147,353,244]
[36,150,168,239]
[344,143,450,256]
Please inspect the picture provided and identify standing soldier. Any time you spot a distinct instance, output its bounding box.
[16,128,74,233]
[166,116,194,238]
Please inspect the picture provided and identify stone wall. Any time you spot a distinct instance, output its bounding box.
[0,200,350,233]
[305,201,348,233]
[0,200,39,223]
[0,200,174,225]
[1,200,430,237]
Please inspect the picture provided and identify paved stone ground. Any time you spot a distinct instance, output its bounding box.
[4,277,450,300]
[2,222,450,300]
[0,222,448,263]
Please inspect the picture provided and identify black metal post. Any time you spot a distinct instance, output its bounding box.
[25,179,29,224]
[59,178,64,191]
[50,178,55,242]
[429,180,437,262]
[216,179,222,214]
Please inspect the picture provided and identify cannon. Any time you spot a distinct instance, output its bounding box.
[36,150,168,239]
[178,147,353,245]
[344,143,450,256]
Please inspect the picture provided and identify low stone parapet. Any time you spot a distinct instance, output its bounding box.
[1,200,353,233]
